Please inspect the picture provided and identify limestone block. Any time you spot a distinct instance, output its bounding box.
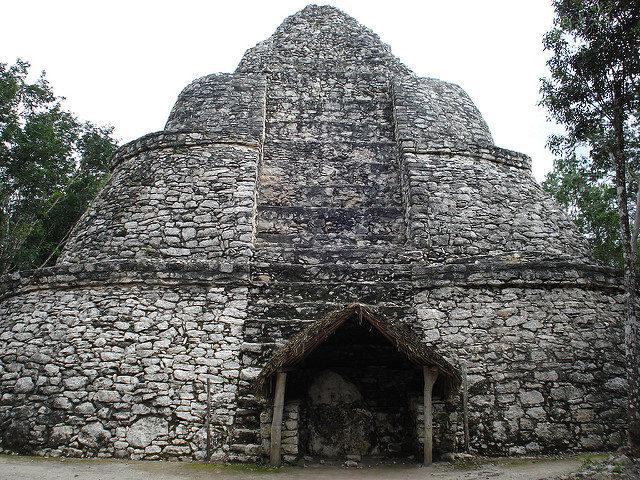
[519,390,544,406]
[78,422,111,447]
[14,377,34,393]
[604,377,627,393]
[97,390,121,403]
[244,444,261,455]
[53,396,72,410]
[145,445,162,454]
[550,385,583,403]
[282,443,298,454]
[62,377,88,390]
[76,402,96,415]
[126,417,168,448]
[239,368,261,381]
[43,364,60,376]
[50,426,74,444]
[100,352,121,362]
[573,409,595,423]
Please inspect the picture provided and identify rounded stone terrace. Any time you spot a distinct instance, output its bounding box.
[0,3,627,466]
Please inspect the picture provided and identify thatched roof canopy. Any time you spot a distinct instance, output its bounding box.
[255,303,462,399]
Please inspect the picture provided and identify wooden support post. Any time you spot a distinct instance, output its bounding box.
[461,362,470,452]
[206,377,211,461]
[423,366,438,467]
[269,371,287,467]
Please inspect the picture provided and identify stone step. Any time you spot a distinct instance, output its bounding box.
[249,261,414,284]
[252,244,419,265]
[258,186,402,208]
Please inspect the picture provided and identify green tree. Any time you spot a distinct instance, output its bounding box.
[542,149,624,267]
[541,0,640,455]
[0,59,116,273]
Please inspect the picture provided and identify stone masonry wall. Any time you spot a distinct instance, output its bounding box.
[0,4,629,465]
[165,74,266,144]
[232,261,627,462]
[401,151,593,261]
[259,401,300,463]
[235,6,411,77]
[59,137,259,265]
[393,76,494,151]
[415,283,627,454]
[0,262,627,461]
[0,277,252,461]
[255,71,405,254]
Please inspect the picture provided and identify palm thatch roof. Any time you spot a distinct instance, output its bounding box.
[255,303,461,399]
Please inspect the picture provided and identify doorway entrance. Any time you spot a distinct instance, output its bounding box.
[255,303,461,466]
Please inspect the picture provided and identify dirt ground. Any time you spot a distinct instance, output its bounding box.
[0,455,587,480]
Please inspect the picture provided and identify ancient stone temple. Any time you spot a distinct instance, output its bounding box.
[0,4,629,464]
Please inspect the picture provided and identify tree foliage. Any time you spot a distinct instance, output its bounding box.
[541,0,640,266]
[0,59,116,273]
[541,0,640,455]
[543,158,622,265]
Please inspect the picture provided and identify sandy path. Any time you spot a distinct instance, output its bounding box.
[0,455,582,480]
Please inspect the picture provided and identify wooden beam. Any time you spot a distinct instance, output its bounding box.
[269,371,287,467]
[423,366,439,466]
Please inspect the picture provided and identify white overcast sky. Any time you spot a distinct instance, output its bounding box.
[2,0,561,181]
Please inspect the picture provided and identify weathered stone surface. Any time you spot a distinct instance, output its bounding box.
[64,377,88,390]
[0,3,628,465]
[14,377,34,393]
[49,426,73,444]
[58,143,258,265]
[166,74,266,143]
[308,370,362,405]
[125,417,168,448]
[78,423,110,448]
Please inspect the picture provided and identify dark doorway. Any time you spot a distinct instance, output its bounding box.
[286,318,423,460]
[256,303,461,466]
